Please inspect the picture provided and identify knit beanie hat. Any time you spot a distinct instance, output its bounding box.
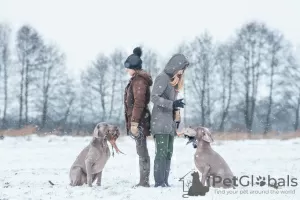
[124,47,143,69]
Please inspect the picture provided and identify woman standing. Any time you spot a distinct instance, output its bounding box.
[151,54,189,187]
[124,47,153,187]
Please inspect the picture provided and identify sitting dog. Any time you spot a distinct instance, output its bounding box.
[69,122,124,187]
[183,126,234,188]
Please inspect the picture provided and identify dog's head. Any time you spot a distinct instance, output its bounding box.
[106,124,120,141]
[93,122,125,155]
[106,124,124,155]
[183,126,214,148]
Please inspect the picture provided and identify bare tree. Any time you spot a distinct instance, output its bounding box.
[16,25,43,127]
[263,30,290,134]
[0,23,11,128]
[55,77,76,133]
[294,92,300,131]
[118,61,128,123]
[186,180,192,187]
[108,49,127,123]
[71,76,91,134]
[142,48,160,79]
[108,49,126,121]
[81,53,110,122]
[235,21,269,133]
[189,32,216,127]
[34,44,66,129]
[281,53,300,131]
[216,41,237,132]
[77,89,86,133]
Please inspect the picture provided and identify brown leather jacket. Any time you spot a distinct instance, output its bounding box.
[124,70,153,136]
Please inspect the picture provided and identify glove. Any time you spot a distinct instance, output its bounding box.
[130,122,139,137]
[173,98,185,108]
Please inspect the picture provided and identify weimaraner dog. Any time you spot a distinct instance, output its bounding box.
[183,126,234,188]
[69,122,124,187]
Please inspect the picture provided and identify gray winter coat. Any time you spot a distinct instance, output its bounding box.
[150,54,189,136]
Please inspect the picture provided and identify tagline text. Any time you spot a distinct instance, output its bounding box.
[215,189,296,195]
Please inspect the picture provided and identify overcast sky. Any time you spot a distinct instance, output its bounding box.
[0,0,299,76]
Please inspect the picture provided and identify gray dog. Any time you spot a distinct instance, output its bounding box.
[183,126,234,188]
[69,122,124,187]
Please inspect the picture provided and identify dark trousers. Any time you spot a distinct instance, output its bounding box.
[153,134,174,186]
[136,133,150,158]
[135,131,150,186]
[154,134,174,160]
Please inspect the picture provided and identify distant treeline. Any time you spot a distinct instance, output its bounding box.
[0,21,299,134]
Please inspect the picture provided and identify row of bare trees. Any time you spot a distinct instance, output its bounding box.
[0,21,299,134]
[0,24,74,131]
[180,21,299,133]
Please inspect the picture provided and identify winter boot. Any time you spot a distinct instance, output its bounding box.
[164,160,171,187]
[154,158,166,187]
[135,156,150,187]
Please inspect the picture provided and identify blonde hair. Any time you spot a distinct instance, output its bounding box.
[170,70,184,91]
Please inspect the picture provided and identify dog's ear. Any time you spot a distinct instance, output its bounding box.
[93,125,100,138]
[93,122,108,138]
[202,127,214,143]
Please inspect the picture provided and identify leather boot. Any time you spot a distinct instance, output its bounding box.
[164,160,171,187]
[154,158,166,187]
[135,156,150,187]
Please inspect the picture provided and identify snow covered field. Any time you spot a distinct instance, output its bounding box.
[1,135,300,200]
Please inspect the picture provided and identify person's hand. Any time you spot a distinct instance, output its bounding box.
[130,122,139,137]
[173,98,185,108]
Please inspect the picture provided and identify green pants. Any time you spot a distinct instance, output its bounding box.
[154,134,174,161]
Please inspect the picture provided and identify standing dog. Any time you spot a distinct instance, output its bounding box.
[183,126,234,188]
[69,122,124,187]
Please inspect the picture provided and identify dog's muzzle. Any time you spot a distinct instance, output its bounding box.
[185,135,198,148]
[107,129,125,155]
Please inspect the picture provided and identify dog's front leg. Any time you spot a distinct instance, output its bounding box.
[201,164,211,186]
[85,158,93,187]
[96,171,102,186]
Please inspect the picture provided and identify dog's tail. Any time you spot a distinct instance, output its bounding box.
[48,180,55,186]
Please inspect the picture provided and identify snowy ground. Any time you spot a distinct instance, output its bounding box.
[1,135,300,200]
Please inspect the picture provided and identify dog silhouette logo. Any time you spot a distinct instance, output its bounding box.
[179,170,210,198]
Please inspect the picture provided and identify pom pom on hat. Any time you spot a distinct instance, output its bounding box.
[133,47,142,57]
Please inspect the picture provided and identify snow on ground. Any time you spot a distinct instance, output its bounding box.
[1,135,300,200]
